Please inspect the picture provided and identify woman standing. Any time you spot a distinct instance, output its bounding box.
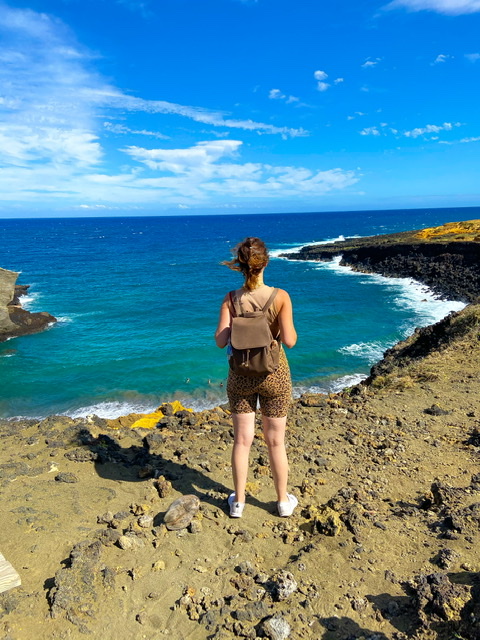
[215,237,298,518]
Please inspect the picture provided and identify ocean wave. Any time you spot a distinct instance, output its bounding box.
[339,341,388,363]
[270,235,361,259]
[19,291,41,309]
[67,400,159,419]
[293,373,367,396]
[315,258,466,323]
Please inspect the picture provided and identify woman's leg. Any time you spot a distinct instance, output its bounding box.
[231,412,256,503]
[262,415,288,503]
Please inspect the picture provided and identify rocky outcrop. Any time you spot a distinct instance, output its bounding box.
[366,303,480,381]
[281,226,480,303]
[0,267,56,342]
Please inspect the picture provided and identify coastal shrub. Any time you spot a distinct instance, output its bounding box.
[370,373,415,390]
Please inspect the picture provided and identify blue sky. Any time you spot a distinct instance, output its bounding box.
[1,0,480,217]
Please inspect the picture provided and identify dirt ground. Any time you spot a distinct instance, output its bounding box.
[1,305,480,640]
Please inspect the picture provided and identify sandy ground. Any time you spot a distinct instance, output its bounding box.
[1,306,480,640]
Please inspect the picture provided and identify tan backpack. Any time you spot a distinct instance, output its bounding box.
[228,288,280,377]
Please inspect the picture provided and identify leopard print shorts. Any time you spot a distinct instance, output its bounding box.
[227,348,292,418]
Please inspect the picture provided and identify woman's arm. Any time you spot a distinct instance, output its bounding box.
[214,294,232,348]
[276,289,297,348]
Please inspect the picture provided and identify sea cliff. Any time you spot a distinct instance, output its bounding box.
[1,221,480,640]
[280,219,480,303]
[0,267,56,342]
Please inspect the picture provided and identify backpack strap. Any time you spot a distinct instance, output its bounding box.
[229,291,242,317]
[261,288,278,314]
[230,287,278,317]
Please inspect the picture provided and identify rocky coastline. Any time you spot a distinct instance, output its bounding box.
[280,220,480,303]
[1,221,480,640]
[0,267,56,342]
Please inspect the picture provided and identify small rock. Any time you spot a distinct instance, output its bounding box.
[54,472,79,483]
[117,535,144,550]
[154,476,172,498]
[273,571,297,601]
[262,615,291,640]
[164,495,200,531]
[424,404,450,416]
[436,548,460,569]
[97,511,114,524]
[237,561,255,576]
[188,520,202,534]
[137,515,154,529]
[152,560,166,571]
[351,596,368,612]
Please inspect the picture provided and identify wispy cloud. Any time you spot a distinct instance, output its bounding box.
[439,135,480,144]
[268,88,300,104]
[118,140,359,201]
[432,53,453,64]
[361,58,382,68]
[359,121,463,140]
[103,122,170,139]
[384,0,480,15]
[0,4,362,207]
[360,127,381,136]
[313,70,343,92]
[465,52,480,61]
[403,122,462,137]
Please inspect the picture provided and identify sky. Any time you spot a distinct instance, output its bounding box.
[1,0,480,217]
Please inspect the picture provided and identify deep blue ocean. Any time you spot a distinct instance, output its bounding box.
[0,207,475,419]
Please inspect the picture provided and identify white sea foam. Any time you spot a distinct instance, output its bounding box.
[67,400,159,419]
[19,291,40,309]
[64,390,228,419]
[316,256,466,324]
[339,341,388,363]
[293,372,367,397]
[270,235,361,259]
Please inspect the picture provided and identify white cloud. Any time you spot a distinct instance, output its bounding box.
[0,2,307,186]
[360,127,381,136]
[465,53,480,62]
[439,135,480,144]
[385,0,480,15]
[0,3,340,208]
[122,140,242,172]
[403,122,462,137]
[334,78,344,84]
[361,58,382,68]
[317,82,330,92]
[314,70,331,91]
[268,88,300,104]
[0,137,359,205]
[103,122,170,139]
[432,54,453,64]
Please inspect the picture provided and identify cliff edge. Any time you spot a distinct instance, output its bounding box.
[0,267,56,342]
[281,219,480,303]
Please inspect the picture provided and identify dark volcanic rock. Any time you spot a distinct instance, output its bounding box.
[49,540,104,633]
[281,232,480,303]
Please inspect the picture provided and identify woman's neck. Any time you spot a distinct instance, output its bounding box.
[244,278,264,290]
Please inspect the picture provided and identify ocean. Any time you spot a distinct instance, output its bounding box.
[0,207,474,419]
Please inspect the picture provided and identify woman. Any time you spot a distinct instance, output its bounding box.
[215,237,298,518]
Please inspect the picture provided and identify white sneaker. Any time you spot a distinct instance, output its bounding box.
[278,493,298,517]
[228,493,245,518]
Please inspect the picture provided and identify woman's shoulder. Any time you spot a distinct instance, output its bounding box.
[273,288,291,308]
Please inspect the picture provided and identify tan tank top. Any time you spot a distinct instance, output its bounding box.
[229,285,280,338]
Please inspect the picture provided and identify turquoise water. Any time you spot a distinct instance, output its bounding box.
[0,207,474,418]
